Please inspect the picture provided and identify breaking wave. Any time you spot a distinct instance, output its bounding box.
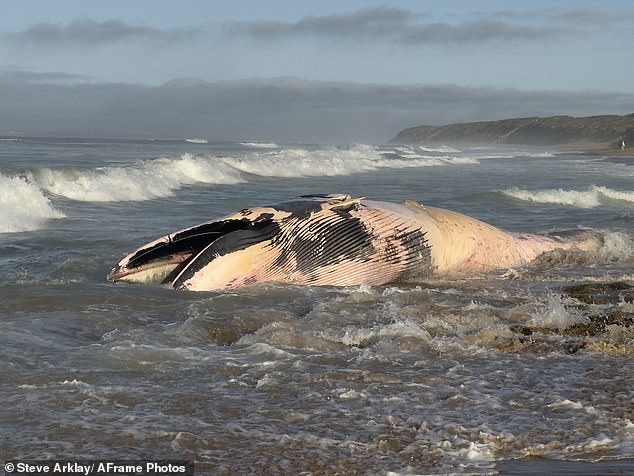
[27,153,244,202]
[9,143,571,210]
[394,145,555,160]
[240,141,279,149]
[23,145,481,202]
[223,144,479,177]
[0,174,65,233]
[502,185,634,208]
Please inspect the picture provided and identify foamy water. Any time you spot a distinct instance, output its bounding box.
[1,137,633,474]
[503,185,634,208]
[0,173,65,233]
[6,144,485,206]
[25,154,244,202]
[240,141,279,149]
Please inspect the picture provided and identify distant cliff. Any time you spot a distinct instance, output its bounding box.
[390,114,634,148]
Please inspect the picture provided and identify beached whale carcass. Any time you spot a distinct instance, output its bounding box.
[107,194,601,291]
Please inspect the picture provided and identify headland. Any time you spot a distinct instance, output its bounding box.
[390,114,634,154]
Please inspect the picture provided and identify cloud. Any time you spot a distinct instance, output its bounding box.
[244,6,413,39]
[400,19,559,43]
[1,73,632,143]
[0,70,89,84]
[240,6,565,44]
[5,19,199,46]
[5,7,630,52]
[556,8,633,25]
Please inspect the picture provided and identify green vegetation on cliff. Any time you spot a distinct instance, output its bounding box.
[391,114,634,148]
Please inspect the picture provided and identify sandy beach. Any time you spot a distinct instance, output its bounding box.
[555,141,634,157]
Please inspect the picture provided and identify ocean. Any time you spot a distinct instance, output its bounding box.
[1,137,633,475]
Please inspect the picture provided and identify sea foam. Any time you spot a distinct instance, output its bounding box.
[28,153,244,202]
[222,144,478,178]
[0,174,65,233]
[528,293,590,330]
[502,185,634,208]
[240,142,279,149]
[20,144,480,204]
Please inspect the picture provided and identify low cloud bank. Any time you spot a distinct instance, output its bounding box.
[2,74,632,143]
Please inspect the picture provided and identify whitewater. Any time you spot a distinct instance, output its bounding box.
[1,137,633,474]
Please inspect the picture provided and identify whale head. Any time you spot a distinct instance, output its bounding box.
[108,194,431,291]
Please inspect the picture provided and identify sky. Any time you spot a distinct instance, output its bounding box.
[1,1,633,142]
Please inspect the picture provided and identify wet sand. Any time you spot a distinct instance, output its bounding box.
[554,141,633,157]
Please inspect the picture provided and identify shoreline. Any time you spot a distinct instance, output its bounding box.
[398,139,633,157]
[551,141,633,157]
